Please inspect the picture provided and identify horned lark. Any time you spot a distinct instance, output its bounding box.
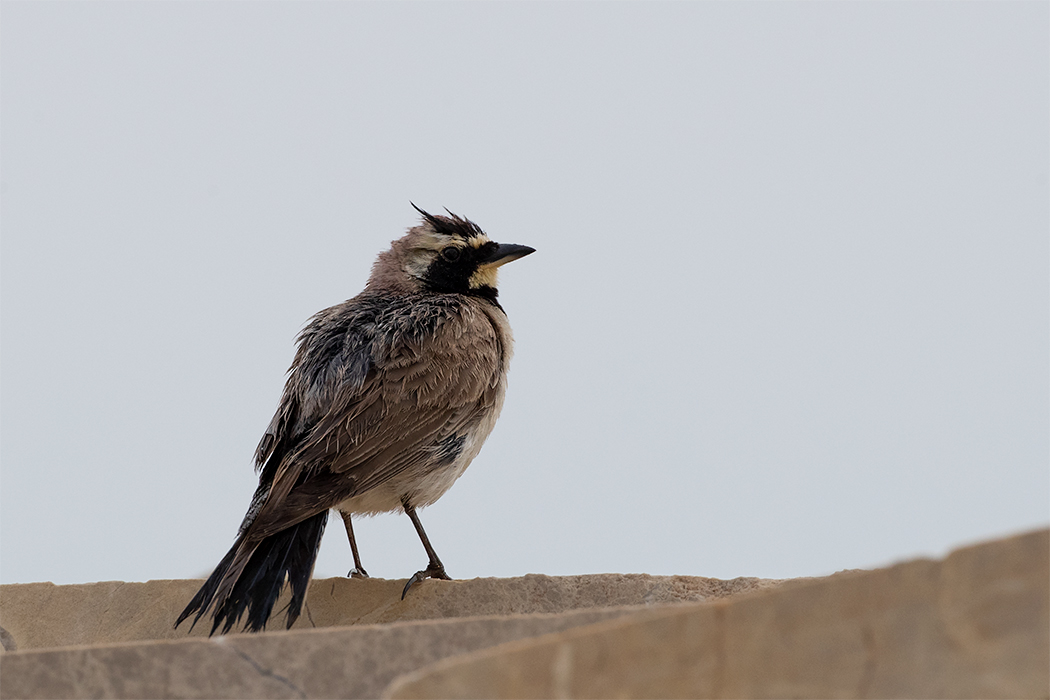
[177,206,533,634]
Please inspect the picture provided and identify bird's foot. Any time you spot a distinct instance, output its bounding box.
[347,566,369,579]
[401,563,451,600]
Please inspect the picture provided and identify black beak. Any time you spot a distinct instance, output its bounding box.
[480,243,535,267]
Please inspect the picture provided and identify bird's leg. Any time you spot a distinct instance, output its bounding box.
[401,500,451,599]
[339,510,369,579]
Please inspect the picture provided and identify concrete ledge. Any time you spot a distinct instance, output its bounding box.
[384,529,1049,699]
[0,607,652,699]
[0,573,778,652]
[1,531,1044,699]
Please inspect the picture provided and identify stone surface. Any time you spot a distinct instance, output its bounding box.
[1,530,1044,700]
[0,573,778,652]
[0,608,646,699]
[384,528,1049,699]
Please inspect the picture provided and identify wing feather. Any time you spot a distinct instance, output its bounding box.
[243,297,503,541]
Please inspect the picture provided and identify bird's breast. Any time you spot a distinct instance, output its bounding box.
[334,297,513,515]
[334,391,506,515]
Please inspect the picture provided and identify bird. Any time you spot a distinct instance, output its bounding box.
[176,205,534,635]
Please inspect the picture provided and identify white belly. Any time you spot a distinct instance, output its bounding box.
[335,391,504,516]
[336,297,513,517]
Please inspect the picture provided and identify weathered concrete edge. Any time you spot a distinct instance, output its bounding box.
[2,603,665,658]
[0,605,679,700]
[0,572,785,651]
[381,596,736,699]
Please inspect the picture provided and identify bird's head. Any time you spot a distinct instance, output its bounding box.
[369,205,535,299]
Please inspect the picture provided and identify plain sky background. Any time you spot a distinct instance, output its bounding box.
[2,2,1047,587]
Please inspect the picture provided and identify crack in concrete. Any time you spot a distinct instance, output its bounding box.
[93,582,126,643]
[230,646,307,699]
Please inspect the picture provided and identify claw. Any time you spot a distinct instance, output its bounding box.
[401,563,451,600]
[347,566,369,579]
[399,501,452,599]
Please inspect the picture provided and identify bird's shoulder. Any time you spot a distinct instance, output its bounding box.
[298,290,505,367]
[259,291,507,494]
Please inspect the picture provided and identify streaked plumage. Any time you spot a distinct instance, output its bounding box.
[176,206,533,634]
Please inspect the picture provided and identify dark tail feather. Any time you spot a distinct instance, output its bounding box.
[175,538,241,632]
[175,511,329,635]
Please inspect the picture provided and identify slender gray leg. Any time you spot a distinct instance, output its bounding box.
[401,500,451,599]
[339,510,369,579]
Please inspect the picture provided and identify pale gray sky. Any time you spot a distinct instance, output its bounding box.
[2,2,1047,586]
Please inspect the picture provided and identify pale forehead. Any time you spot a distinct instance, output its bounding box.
[415,229,493,250]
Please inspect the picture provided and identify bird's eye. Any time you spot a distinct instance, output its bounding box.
[441,247,461,262]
